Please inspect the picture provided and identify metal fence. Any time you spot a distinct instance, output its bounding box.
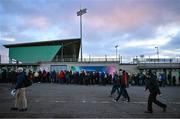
[133,58,180,64]
[53,57,121,63]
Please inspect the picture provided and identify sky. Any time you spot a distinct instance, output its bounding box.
[0,0,180,63]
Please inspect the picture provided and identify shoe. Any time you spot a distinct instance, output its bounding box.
[112,99,118,102]
[127,99,130,102]
[11,107,18,110]
[163,106,167,112]
[19,108,27,112]
[144,110,153,113]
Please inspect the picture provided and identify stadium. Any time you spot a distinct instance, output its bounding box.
[0,38,179,85]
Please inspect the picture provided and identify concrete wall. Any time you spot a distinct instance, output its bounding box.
[39,62,180,84]
[39,62,138,73]
[118,64,138,74]
[39,62,119,71]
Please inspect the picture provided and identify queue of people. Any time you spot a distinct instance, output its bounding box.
[130,72,179,86]
[0,69,115,85]
[0,68,179,86]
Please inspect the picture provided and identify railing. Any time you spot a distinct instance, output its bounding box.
[79,58,120,62]
[53,57,120,63]
[137,63,180,69]
[133,58,180,64]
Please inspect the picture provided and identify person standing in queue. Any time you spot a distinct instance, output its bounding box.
[144,70,167,113]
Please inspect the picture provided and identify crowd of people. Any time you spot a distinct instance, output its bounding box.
[0,67,169,113]
[0,68,121,85]
[0,68,179,86]
[130,72,179,86]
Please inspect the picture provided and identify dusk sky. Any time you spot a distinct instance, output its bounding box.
[0,0,180,62]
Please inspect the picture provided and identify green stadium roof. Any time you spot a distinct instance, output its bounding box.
[4,38,81,63]
[9,45,61,63]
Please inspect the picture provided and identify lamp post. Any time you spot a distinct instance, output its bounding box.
[155,46,159,61]
[77,8,87,62]
[115,45,118,61]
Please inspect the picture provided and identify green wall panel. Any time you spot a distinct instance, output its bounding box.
[9,45,61,63]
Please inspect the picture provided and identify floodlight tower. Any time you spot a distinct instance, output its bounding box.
[115,45,118,61]
[77,8,87,62]
[155,46,159,61]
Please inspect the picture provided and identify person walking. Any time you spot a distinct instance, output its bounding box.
[11,67,28,112]
[113,70,130,102]
[144,70,167,113]
[109,71,120,97]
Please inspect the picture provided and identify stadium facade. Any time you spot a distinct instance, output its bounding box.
[1,38,180,84]
[4,38,81,63]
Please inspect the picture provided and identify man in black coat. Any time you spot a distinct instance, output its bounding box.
[11,67,28,112]
[144,70,167,113]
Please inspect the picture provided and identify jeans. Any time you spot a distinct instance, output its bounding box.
[111,84,120,95]
[116,85,130,101]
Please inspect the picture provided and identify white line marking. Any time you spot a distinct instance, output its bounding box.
[101,101,110,103]
[131,102,147,104]
[169,102,180,104]
[32,100,180,105]
[35,100,39,102]
[49,100,66,103]
[91,101,97,103]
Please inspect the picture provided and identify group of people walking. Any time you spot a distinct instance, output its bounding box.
[109,69,167,113]
[8,67,167,113]
[110,69,130,102]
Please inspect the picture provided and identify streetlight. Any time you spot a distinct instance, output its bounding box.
[77,8,87,62]
[155,46,159,61]
[115,45,118,61]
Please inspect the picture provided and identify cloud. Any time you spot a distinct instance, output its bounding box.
[86,1,178,30]
[1,0,180,61]
[0,36,15,42]
[160,49,180,58]
[24,16,50,29]
[162,32,180,49]
[124,38,170,48]
[170,34,180,48]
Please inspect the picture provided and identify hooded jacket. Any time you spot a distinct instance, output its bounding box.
[15,72,26,89]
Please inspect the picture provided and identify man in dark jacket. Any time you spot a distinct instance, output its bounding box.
[109,71,120,97]
[144,70,167,113]
[11,67,28,112]
[113,70,130,102]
